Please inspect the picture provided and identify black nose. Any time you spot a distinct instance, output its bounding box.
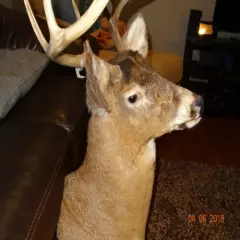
[192,96,204,116]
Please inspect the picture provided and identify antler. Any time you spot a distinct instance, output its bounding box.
[112,0,130,21]
[72,0,81,20]
[110,0,131,52]
[24,0,109,67]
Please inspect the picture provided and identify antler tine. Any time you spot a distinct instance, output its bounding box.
[72,0,81,20]
[112,0,130,21]
[109,18,126,52]
[24,0,86,68]
[110,0,131,52]
[65,0,109,44]
[44,0,110,58]
[43,0,58,33]
[24,0,48,51]
[43,0,64,58]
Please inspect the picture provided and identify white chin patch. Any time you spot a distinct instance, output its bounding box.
[172,97,202,130]
[144,139,156,164]
[184,117,201,129]
[173,117,201,131]
[93,108,107,116]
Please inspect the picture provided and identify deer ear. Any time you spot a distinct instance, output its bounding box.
[122,13,148,58]
[84,41,120,114]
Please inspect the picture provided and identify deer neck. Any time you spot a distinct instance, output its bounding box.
[85,113,156,169]
[66,113,156,239]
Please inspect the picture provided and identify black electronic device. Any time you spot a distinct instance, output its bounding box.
[182,9,240,118]
[214,0,240,34]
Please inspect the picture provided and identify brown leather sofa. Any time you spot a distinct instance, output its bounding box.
[0,5,97,240]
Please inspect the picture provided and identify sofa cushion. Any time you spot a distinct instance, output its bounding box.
[0,119,68,240]
[0,49,49,119]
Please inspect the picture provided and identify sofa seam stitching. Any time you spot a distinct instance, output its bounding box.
[25,132,69,240]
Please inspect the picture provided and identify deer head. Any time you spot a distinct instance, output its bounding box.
[24,0,202,140]
[84,14,203,141]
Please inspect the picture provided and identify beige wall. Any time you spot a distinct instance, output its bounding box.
[140,0,216,56]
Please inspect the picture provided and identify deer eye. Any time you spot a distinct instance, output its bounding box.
[128,94,138,104]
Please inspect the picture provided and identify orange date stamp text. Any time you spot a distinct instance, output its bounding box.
[187,214,225,224]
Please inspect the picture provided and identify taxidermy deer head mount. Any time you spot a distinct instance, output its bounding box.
[24,1,203,239]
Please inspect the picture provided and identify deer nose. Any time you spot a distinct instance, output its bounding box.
[192,95,204,117]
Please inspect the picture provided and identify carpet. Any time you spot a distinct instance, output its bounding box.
[146,159,240,240]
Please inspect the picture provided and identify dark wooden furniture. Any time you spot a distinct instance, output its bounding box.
[182,10,240,118]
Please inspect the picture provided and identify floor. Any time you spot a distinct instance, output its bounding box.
[156,116,240,167]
